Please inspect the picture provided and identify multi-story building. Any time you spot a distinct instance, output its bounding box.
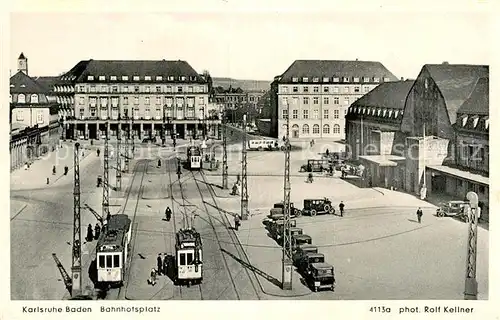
[271,60,398,140]
[213,86,247,109]
[59,59,220,140]
[9,53,60,170]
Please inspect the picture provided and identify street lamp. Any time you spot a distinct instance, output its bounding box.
[200,106,206,140]
[162,105,167,146]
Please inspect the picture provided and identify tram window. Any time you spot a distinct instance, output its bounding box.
[186,252,194,265]
[179,253,186,265]
[99,255,105,268]
[106,255,113,268]
[114,254,120,268]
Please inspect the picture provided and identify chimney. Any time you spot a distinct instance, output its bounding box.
[442,61,449,65]
[400,77,404,81]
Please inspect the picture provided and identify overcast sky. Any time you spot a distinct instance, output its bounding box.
[9,11,491,81]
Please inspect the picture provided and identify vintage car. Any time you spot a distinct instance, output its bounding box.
[273,202,302,217]
[299,159,329,173]
[275,227,304,244]
[436,200,470,221]
[297,252,325,276]
[302,198,335,216]
[269,220,298,239]
[292,234,312,251]
[293,245,319,265]
[306,262,335,292]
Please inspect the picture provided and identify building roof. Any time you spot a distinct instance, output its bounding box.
[278,60,398,83]
[18,52,26,59]
[62,59,206,83]
[457,77,489,116]
[351,80,414,110]
[10,71,47,94]
[33,76,59,92]
[424,64,489,124]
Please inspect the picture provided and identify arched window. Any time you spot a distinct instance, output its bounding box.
[323,124,330,134]
[18,94,26,103]
[292,124,299,130]
[302,124,309,134]
[333,124,341,134]
[313,124,320,134]
[31,94,39,103]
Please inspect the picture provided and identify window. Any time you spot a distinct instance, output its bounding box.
[134,86,140,93]
[333,77,340,83]
[344,87,349,93]
[293,97,299,105]
[313,77,319,83]
[100,97,108,107]
[145,76,151,81]
[293,86,298,93]
[134,97,139,105]
[354,86,360,93]
[156,76,163,81]
[384,77,391,82]
[30,94,39,103]
[303,97,309,104]
[333,86,339,93]
[354,77,359,82]
[123,97,129,105]
[145,86,151,93]
[90,107,96,117]
[199,97,205,104]
[112,86,118,92]
[323,86,329,93]
[303,77,309,82]
[79,85,85,92]
[363,77,370,82]
[344,77,350,82]
[156,96,161,105]
[114,254,120,268]
[313,86,319,92]
[133,76,140,81]
[16,110,24,121]
[282,86,288,93]
[186,252,193,264]
[302,124,310,134]
[313,109,319,119]
[144,97,150,105]
[110,76,117,81]
[333,124,341,134]
[90,97,97,106]
[188,86,193,93]
[374,77,380,83]
[292,77,298,82]
[90,85,96,93]
[344,98,349,105]
[292,109,298,119]
[312,124,320,134]
[88,75,94,81]
[313,97,319,105]
[181,76,186,81]
[106,255,112,268]
[99,255,105,268]
[323,77,329,82]
[168,76,175,81]
[145,108,151,118]
[324,97,329,105]
[282,109,288,119]
[111,97,119,106]
[334,97,339,104]
[99,76,105,81]
[323,124,330,134]
[334,110,339,119]
[166,86,172,93]
[18,94,26,103]
[282,97,288,105]
[364,86,370,93]
[323,109,329,119]
[303,110,309,119]
[156,108,161,118]
[155,86,161,93]
[79,97,85,105]
[177,86,183,93]
[122,76,129,81]
[199,86,205,93]
[123,86,129,93]
[303,86,309,93]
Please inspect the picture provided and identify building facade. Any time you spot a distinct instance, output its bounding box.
[59,59,221,140]
[272,60,398,140]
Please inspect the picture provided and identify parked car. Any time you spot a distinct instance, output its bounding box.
[305,263,335,292]
[273,202,302,217]
[302,198,335,216]
[297,252,325,276]
[292,234,312,251]
[293,245,319,265]
[300,159,329,173]
[436,200,470,222]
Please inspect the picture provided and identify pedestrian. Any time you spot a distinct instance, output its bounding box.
[326,148,329,156]
[234,214,240,231]
[158,159,161,167]
[25,162,29,170]
[86,224,94,242]
[163,253,169,276]
[416,207,423,223]
[165,206,172,221]
[149,268,157,286]
[157,253,163,275]
[307,172,313,183]
[46,177,50,184]
[339,201,345,217]
[64,166,69,175]
[94,223,101,240]
[97,149,100,157]
[52,165,56,175]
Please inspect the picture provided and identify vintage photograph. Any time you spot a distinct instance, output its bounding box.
[9,11,489,301]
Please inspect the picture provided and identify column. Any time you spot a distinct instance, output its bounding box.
[140,123,144,139]
[184,123,188,139]
[73,123,78,140]
[85,123,89,139]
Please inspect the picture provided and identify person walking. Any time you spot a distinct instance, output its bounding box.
[339,201,345,217]
[158,159,161,167]
[46,177,50,185]
[97,149,100,157]
[157,253,163,276]
[94,223,101,240]
[86,224,94,242]
[149,268,157,286]
[163,253,169,276]
[416,207,423,223]
[165,206,172,221]
[64,166,69,175]
[52,165,56,175]
[234,214,241,231]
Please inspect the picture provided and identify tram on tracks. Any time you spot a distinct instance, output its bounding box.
[175,228,203,286]
[96,214,132,287]
[187,146,202,170]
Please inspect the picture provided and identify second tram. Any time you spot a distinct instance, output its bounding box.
[175,228,203,286]
[187,146,202,170]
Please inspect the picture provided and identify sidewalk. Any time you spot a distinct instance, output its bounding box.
[10,142,94,191]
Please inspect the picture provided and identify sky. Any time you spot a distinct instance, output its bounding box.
[9,10,491,81]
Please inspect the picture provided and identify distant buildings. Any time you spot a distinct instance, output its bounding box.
[270,60,398,140]
[346,63,489,221]
[9,53,60,170]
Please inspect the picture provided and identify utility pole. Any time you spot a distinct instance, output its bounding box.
[71,142,82,297]
[222,102,228,189]
[464,191,479,300]
[241,114,249,220]
[124,124,129,173]
[102,122,110,220]
[162,105,166,146]
[131,109,135,156]
[116,117,122,191]
[282,101,292,290]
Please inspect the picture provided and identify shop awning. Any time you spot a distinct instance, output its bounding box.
[427,165,489,186]
[358,155,405,167]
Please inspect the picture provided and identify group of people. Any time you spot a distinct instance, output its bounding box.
[85,223,102,242]
[148,253,170,286]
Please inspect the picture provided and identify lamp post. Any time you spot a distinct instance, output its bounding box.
[162,105,167,146]
[464,191,479,300]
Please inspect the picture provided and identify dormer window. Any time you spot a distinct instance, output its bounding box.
[383,109,387,117]
[99,76,105,81]
[462,115,468,127]
[156,76,163,81]
[181,76,186,81]
[145,76,152,81]
[18,94,26,103]
[302,77,309,82]
[133,76,140,81]
[20,84,26,88]
[343,77,350,82]
[354,77,360,82]
[333,77,340,82]
[10,84,14,88]
[485,118,489,129]
[373,77,380,83]
[110,76,117,81]
[313,77,319,83]
[122,76,129,81]
[168,76,175,81]
[363,77,370,82]
[394,110,399,118]
[323,77,329,82]
[292,77,298,83]
[473,116,479,128]
[388,110,393,117]
[190,76,196,81]
[424,79,429,89]
[384,77,391,82]
[31,94,39,103]
[87,75,94,81]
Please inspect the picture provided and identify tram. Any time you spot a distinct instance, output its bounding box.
[96,214,132,287]
[247,139,283,151]
[187,146,202,170]
[175,228,203,286]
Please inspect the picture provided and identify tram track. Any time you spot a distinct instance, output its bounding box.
[191,170,261,300]
[102,160,148,300]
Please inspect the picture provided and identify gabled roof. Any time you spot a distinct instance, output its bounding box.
[33,76,59,92]
[65,59,206,83]
[278,60,398,83]
[10,71,47,94]
[457,77,489,116]
[18,52,26,59]
[351,80,414,110]
[424,64,489,124]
